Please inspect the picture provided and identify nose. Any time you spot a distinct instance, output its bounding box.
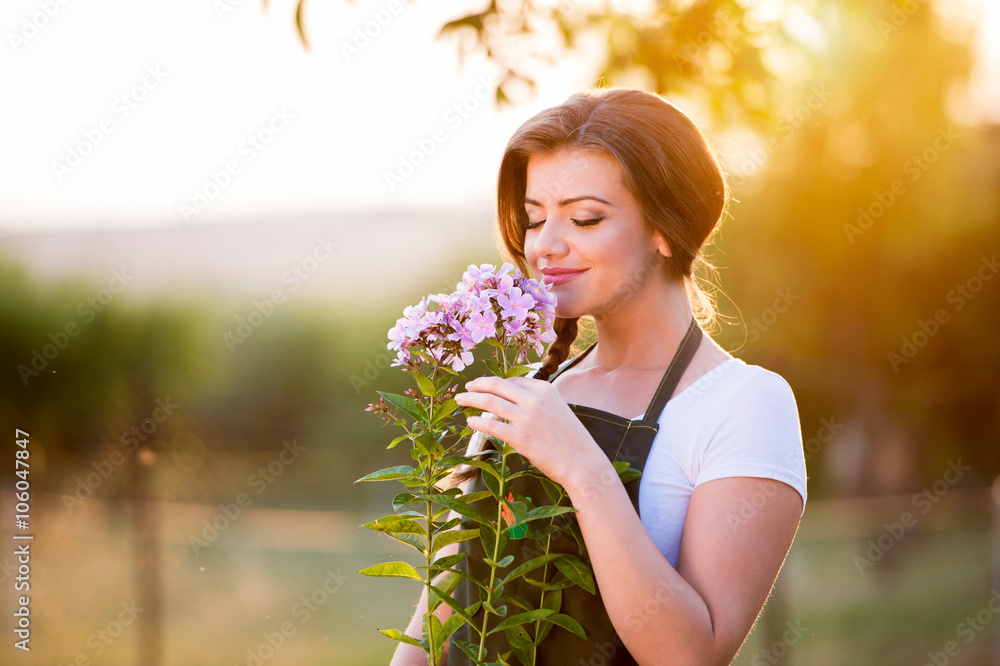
[527,215,569,261]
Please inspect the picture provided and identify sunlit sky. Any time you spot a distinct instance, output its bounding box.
[2,0,998,233]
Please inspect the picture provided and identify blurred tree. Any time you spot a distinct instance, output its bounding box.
[280,0,996,489]
[290,0,840,128]
[711,1,999,496]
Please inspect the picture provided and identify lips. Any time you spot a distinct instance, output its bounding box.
[540,267,587,285]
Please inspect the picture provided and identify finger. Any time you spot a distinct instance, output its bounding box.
[463,376,534,404]
[455,390,516,421]
[466,414,518,446]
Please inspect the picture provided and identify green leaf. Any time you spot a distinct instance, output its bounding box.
[412,432,436,456]
[384,532,425,552]
[435,517,463,533]
[483,600,507,617]
[378,391,427,422]
[430,552,467,570]
[487,609,556,636]
[504,364,533,378]
[427,571,460,614]
[431,398,461,426]
[545,572,576,591]
[613,460,643,484]
[482,465,502,497]
[363,515,427,537]
[460,459,502,481]
[462,489,494,504]
[503,592,532,612]
[392,492,417,510]
[538,476,566,505]
[358,561,423,581]
[422,613,443,664]
[544,613,587,639]
[441,610,472,646]
[412,371,437,397]
[536,588,562,643]
[522,505,577,523]
[485,358,503,376]
[479,523,509,563]
[553,555,596,595]
[387,434,410,450]
[505,625,534,666]
[500,553,561,587]
[355,465,416,483]
[541,588,562,613]
[426,494,492,527]
[483,554,514,569]
[430,584,483,624]
[377,628,424,648]
[453,639,483,662]
[432,528,481,552]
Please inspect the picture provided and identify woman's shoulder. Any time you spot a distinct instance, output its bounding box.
[675,355,797,409]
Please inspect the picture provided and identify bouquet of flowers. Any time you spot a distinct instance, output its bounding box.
[358,263,595,665]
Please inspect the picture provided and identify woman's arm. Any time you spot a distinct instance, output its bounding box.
[454,375,804,666]
[564,458,802,666]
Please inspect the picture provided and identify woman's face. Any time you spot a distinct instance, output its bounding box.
[523,148,670,320]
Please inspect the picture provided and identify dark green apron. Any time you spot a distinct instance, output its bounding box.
[448,318,702,665]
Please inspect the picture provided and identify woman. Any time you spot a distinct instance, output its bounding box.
[392,87,807,665]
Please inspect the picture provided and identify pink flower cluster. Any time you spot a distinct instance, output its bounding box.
[387,263,557,372]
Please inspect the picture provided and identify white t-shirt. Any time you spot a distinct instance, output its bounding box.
[530,355,808,569]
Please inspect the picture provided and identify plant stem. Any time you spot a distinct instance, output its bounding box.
[423,367,442,665]
[477,446,509,661]
[529,530,556,665]
[424,441,437,663]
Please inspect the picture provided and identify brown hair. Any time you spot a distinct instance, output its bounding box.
[495,87,729,380]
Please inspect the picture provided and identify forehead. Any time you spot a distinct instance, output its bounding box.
[524,149,624,201]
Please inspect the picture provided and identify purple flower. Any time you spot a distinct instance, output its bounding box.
[448,323,478,350]
[498,287,535,323]
[385,262,557,374]
[448,349,474,372]
[388,324,406,352]
[465,309,497,343]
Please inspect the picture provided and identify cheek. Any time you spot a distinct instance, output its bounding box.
[600,233,655,279]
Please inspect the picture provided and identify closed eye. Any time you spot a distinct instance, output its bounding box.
[524,217,604,230]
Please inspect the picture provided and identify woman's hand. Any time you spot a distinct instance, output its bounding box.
[454,376,612,491]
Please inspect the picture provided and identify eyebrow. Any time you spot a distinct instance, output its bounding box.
[524,196,614,207]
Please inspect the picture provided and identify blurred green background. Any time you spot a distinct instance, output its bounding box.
[2,0,1000,664]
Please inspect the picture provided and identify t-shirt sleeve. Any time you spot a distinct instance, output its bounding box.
[694,369,808,513]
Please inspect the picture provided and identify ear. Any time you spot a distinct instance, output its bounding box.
[653,233,672,259]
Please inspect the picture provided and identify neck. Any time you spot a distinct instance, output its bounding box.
[589,276,693,371]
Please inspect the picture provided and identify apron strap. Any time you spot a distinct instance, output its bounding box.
[642,318,702,420]
[547,319,703,420]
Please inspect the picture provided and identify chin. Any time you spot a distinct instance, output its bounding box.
[553,302,589,321]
